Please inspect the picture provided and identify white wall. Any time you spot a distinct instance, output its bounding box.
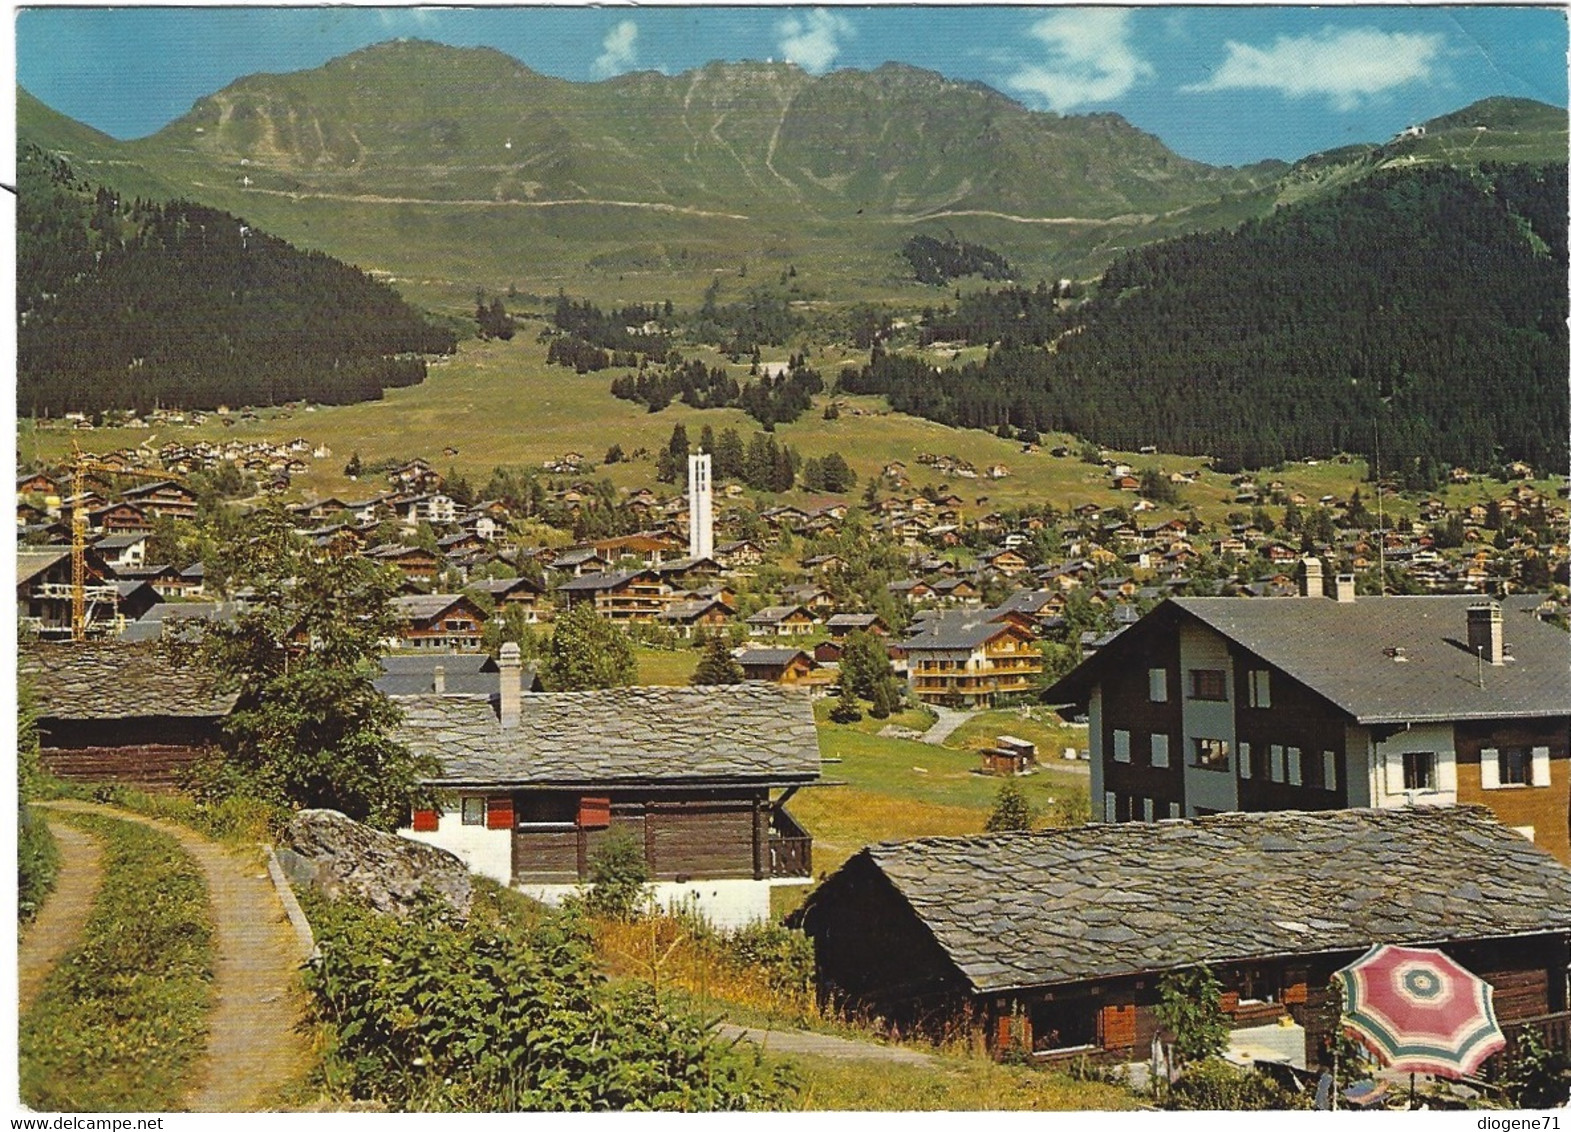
[402,803,512,886]
[1369,722,1457,809]
[516,878,775,931]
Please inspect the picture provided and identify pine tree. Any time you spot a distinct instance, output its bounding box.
[690,633,745,685]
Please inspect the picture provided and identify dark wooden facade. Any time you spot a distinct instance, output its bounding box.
[1098,625,1184,821]
[803,858,1571,1066]
[36,716,222,790]
[424,786,813,884]
[1230,646,1349,812]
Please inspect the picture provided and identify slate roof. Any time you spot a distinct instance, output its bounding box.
[470,576,544,598]
[19,641,237,719]
[396,684,820,787]
[748,604,813,624]
[827,807,1571,995]
[391,594,478,621]
[900,610,1020,650]
[555,569,654,593]
[17,548,71,584]
[1048,595,1569,723]
[736,648,813,666]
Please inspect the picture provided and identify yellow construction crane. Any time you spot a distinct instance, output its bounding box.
[64,441,190,642]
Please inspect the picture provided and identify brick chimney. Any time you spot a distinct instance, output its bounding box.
[498,642,522,728]
[432,663,445,694]
[1467,602,1504,666]
[1298,557,1323,598]
[1332,574,1356,604]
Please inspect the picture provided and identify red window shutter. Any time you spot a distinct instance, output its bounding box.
[486,796,514,830]
[577,796,612,829]
[412,808,439,832]
[1101,1005,1137,1049]
[1282,981,1309,1005]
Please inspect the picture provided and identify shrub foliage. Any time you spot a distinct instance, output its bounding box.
[303,897,791,1111]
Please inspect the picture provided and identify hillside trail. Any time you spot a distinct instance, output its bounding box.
[18,816,105,1016]
[37,801,314,1112]
[921,705,970,746]
[717,1022,938,1066]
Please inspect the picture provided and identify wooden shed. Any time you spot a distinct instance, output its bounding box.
[794,807,1571,1068]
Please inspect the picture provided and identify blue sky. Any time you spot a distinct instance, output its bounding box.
[14,6,1568,166]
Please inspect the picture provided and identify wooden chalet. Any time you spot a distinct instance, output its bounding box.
[900,611,1043,708]
[120,480,199,521]
[399,663,820,928]
[735,647,824,688]
[824,612,889,638]
[19,641,237,789]
[18,547,117,640]
[389,593,490,650]
[746,604,818,637]
[796,807,1571,1067]
[555,569,670,624]
[659,597,735,638]
[470,576,548,623]
[366,543,443,583]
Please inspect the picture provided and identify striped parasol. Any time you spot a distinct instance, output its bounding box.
[1334,944,1507,1079]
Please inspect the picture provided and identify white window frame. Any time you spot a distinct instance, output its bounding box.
[1113,729,1131,763]
[1142,797,1155,823]
[1322,750,1338,792]
[1103,791,1118,822]
[1150,733,1170,769]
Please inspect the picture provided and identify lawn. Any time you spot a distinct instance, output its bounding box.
[778,1049,1141,1111]
[633,645,699,686]
[943,706,1091,762]
[791,712,1092,877]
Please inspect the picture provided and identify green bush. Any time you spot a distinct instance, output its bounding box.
[303,896,792,1111]
[584,828,652,921]
[18,804,60,923]
[984,781,1035,832]
[720,920,815,1001]
[828,697,863,724]
[1164,1057,1310,1110]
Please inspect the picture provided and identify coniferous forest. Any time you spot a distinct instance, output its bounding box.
[844,163,1568,474]
[17,146,456,416]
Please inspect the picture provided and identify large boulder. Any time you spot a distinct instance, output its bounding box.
[278,809,471,920]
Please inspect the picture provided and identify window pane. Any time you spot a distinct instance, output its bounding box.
[1192,738,1230,771]
[1323,751,1338,792]
[1270,745,1285,782]
[1113,730,1131,763]
[1403,752,1436,791]
[461,797,486,825]
[1239,742,1252,780]
[1287,747,1302,786]
[1190,669,1227,701]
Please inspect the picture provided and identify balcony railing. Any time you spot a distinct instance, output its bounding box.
[1503,1011,1571,1056]
[769,807,812,878]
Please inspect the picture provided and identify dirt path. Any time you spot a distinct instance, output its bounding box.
[18,817,105,1016]
[38,802,313,1112]
[718,1022,938,1066]
[923,705,971,746]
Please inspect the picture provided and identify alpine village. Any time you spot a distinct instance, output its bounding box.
[13,28,1571,1116]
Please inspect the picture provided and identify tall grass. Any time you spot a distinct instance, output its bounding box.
[18,803,61,923]
[20,813,215,1111]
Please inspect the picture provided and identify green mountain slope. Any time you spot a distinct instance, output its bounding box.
[843,163,1569,473]
[17,43,1567,304]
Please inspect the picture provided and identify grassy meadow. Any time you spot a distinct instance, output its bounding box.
[17,315,1473,535]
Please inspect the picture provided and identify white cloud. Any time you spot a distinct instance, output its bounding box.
[776,8,856,74]
[377,9,439,31]
[1005,10,1155,111]
[591,19,639,79]
[1183,27,1446,111]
